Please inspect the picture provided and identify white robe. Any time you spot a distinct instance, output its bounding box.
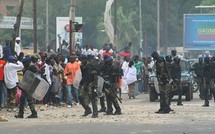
[124,66,137,85]
[15,43,21,56]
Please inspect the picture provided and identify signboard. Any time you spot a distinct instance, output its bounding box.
[0,16,43,29]
[56,17,83,51]
[184,14,215,50]
[0,45,3,58]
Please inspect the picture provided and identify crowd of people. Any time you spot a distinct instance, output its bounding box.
[1,36,214,121]
[0,40,154,119]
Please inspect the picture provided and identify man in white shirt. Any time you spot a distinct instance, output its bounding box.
[4,56,24,110]
[42,58,52,105]
[14,37,21,56]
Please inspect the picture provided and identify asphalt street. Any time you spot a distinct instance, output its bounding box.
[0,122,214,134]
[1,93,215,134]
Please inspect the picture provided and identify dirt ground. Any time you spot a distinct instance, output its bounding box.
[1,93,215,126]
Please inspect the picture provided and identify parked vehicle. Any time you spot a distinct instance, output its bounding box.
[149,59,194,102]
[187,59,199,93]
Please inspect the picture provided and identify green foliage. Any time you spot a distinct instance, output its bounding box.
[1,0,214,55]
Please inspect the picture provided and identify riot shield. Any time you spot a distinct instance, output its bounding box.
[18,70,49,101]
[73,70,82,89]
[97,76,104,97]
[154,77,160,93]
[121,78,128,93]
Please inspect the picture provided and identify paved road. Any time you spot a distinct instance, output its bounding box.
[0,122,214,134]
[1,93,215,134]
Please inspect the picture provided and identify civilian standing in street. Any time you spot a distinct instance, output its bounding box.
[4,56,24,111]
[124,61,137,99]
[64,56,80,108]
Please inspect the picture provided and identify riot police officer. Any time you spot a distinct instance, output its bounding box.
[171,57,182,105]
[203,56,211,107]
[192,57,205,99]
[79,55,100,118]
[151,51,172,114]
[15,55,39,118]
[203,56,215,107]
[101,55,122,115]
[165,55,173,101]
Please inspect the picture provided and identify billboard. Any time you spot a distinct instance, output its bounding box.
[184,14,215,50]
[56,17,83,51]
[0,16,43,29]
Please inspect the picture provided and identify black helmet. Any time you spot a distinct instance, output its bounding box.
[171,50,177,57]
[151,51,159,60]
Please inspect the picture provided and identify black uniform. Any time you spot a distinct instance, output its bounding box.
[203,57,215,107]
[203,57,211,106]
[101,57,121,115]
[79,57,100,118]
[15,61,39,118]
[151,51,172,114]
[192,57,205,99]
[209,58,215,102]
[165,55,173,104]
[171,57,182,105]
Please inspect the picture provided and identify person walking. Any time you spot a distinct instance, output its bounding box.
[124,61,137,99]
[15,57,39,118]
[101,55,122,115]
[4,56,24,111]
[79,55,100,118]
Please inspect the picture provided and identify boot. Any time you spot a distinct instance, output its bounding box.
[106,112,113,115]
[177,102,183,106]
[82,110,92,116]
[113,110,122,115]
[91,114,98,118]
[14,114,24,118]
[177,99,183,106]
[28,110,38,118]
[202,103,209,107]
[27,114,38,118]
[98,107,106,112]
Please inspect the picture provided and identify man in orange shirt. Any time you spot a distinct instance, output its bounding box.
[64,55,80,108]
[0,57,6,108]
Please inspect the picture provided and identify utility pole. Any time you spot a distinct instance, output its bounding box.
[33,0,37,53]
[114,0,117,46]
[14,0,24,37]
[163,0,168,54]
[46,0,49,51]
[157,0,160,52]
[139,0,143,57]
[12,0,24,55]
[70,0,75,55]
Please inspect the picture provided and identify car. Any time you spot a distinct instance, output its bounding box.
[149,59,194,102]
[187,59,200,93]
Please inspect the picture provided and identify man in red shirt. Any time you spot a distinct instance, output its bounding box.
[0,57,6,108]
[119,47,131,58]
[101,46,112,60]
